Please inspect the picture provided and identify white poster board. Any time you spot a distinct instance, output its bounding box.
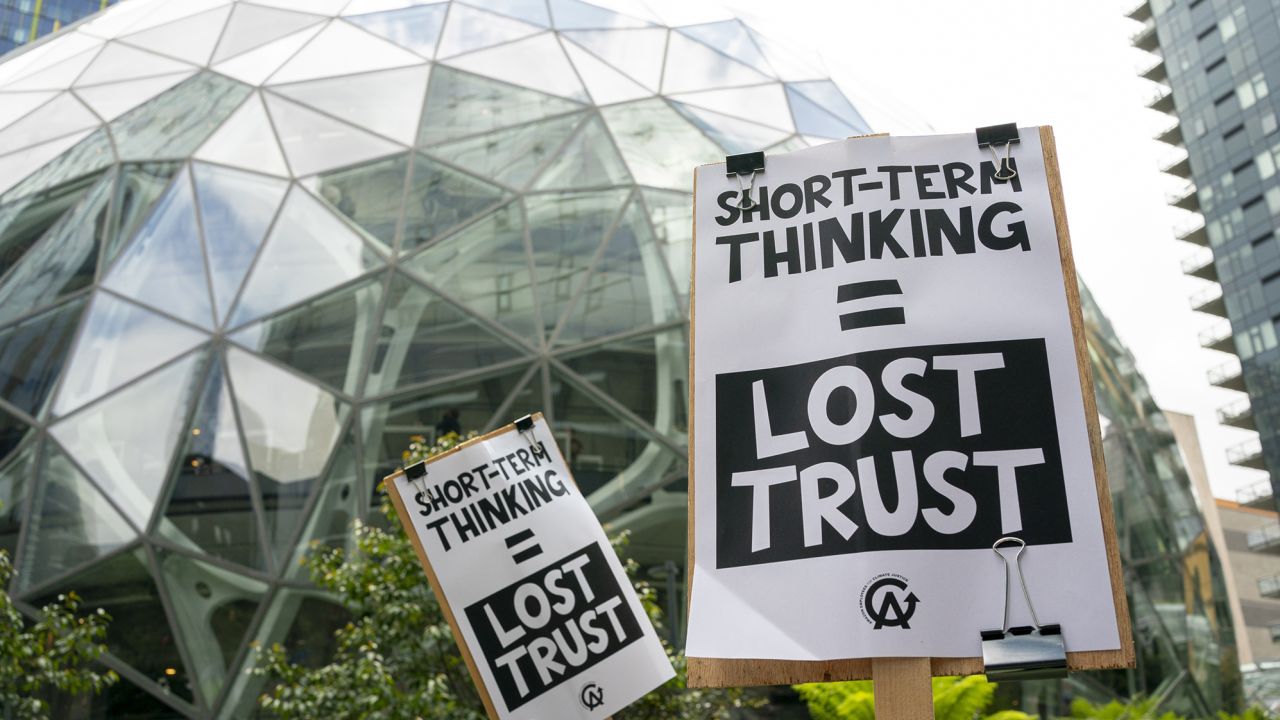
[386,414,674,719]
[686,128,1129,679]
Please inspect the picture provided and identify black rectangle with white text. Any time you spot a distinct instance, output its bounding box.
[714,338,1069,569]
[464,543,644,711]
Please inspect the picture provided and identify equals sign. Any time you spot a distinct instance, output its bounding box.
[836,279,905,330]
[504,528,543,564]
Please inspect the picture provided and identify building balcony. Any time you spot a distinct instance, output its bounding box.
[1239,478,1275,510]
[1190,286,1227,317]
[1248,521,1280,553]
[1175,219,1207,246]
[1200,323,1235,353]
[1149,90,1177,115]
[1168,184,1200,210]
[1156,122,1183,147]
[1229,438,1266,469]
[1141,59,1168,83]
[1127,1,1153,23]
[1208,360,1246,391]
[1218,398,1256,430]
[1162,155,1191,179]
[1182,249,1218,280]
[1260,573,1280,597]
[1132,19,1159,52]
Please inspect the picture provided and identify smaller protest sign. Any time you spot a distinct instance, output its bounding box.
[386,413,674,720]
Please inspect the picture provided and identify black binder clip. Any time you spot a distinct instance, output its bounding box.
[514,414,536,438]
[980,537,1067,682]
[404,460,428,495]
[726,151,765,210]
[976,123,1020,182]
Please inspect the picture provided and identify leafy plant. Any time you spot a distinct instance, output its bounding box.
[255,432,758,719]
[794,675,1034,720]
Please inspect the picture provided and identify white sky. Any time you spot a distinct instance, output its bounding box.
[728,0,1267,499]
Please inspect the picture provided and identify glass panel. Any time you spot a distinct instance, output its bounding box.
[436,3,541,59]
[549,0,651,29]
[462,0,549,27]
[3,47,99,91]
[0,92,99,155]
[418,65,582,146]
[50,352,204,531]
[561,28,666,91]
[0,173,98,296]
[555,198,679,346]
[639,189,691,303]
[788,80,869,134]
[363,273,527,396]
[0,298,86,418]
[560,327,687,434]
[561,39,650,105]
[0,170,112,325]
[230,276,383,395]
[103,167,216,329]
[677,21,773,77]
[442,33,587,102]
[20,444,136,591]
[345,4,449,58]
[156,548,268,705]
[27,547,196,704]
[671,101,791,154]
[660,32,768,94]
[402,201,539,343]
[157,358,265,572]
[226,347,347,566]
[272,65,429,145]
[74,72,195,124]
[229,186,385,328]
[193,94,291,178]
[285,428,358,580]
[785,85,857,139]
[212,24,326,87]
[0,437,36,560]
[53,293,207,416]
[73,43,193,87]
[601,99,722,190]
[549,367,678,497]
[1,128,112,201]
[0,406,30,470]
[44,677,191,719]
[0,90,58,132]
[400,152,507,251]
[111,72,252,161]
[264,93,404,178]
[526,189,629,339]
[121,5,234,66]
[428,112,585,188]
[192,163,288,324]
[533,115,632,190]
[746,27,824,81]
[266,20,425,85]
[106,161,182,266]
[212,3,326,64]
[122,0,235,35]
[360,364,531,487]
[302,153,409,248]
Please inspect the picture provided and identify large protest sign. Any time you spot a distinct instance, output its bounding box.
[385,414,674,718]
[686,127,1132,685]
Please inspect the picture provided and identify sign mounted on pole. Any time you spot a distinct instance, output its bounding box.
[685,127,1133,686]
[386,413,674,719]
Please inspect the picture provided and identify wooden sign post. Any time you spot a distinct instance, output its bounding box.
[684,127,1133,717]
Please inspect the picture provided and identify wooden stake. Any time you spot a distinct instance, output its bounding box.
[872,657,934,719]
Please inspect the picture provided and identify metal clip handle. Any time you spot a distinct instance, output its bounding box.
[993,536,1042,633]
[987,143,1017,181]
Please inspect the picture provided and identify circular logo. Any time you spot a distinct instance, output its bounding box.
[580,682,605,711]
[858,573,920,629]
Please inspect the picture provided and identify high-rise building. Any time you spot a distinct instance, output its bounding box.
[1128,0,1280,507]
[0,0,1247,717]
[0,0,116,56]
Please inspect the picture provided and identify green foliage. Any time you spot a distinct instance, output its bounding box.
[255,432,758,719]
[1069,696,1280,720]
[0,545,117,719]
[794,675,1034,720]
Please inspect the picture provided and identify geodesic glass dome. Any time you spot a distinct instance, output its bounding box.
[0,0,870,716]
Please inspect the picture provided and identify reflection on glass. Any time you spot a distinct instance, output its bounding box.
[106,161,181,267]
[601,99,722,190]
[347,4,449,58]
[111,72,251,161]
[418,66,582,146]
[0,438,35,559]
[0,172,97,277]
[430,112,584,189]
[287,430,358,580]
[532,116,632,190]
[640,189,692,304]
[2,128,113,202]
[304,153,409,248]
[0,298,86,418]
[400,153,506,251]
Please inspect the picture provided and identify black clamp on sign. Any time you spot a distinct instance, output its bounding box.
[404,460,428,494]
[976,123,1020,183]
[980,537,1068,682]
[726,151,765,210]
[514,414,536,439]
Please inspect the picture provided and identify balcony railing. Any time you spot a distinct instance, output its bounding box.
[1260,574,1280,598]
[1126,0,1152,22]
[1239,478,1274,509]
[1248,522,1280,553]
[1207,360,1245,390]
[1182,248,1218,280]
[1156,122,1184,147]
[1229,438,1265,469]
[1199,323,1234,352]
[1167,184,1200,210]
[1218,398,1255,429]
[1175,219,1207,245]
[1132,19,1159,51]
[1190,286,1226,317]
